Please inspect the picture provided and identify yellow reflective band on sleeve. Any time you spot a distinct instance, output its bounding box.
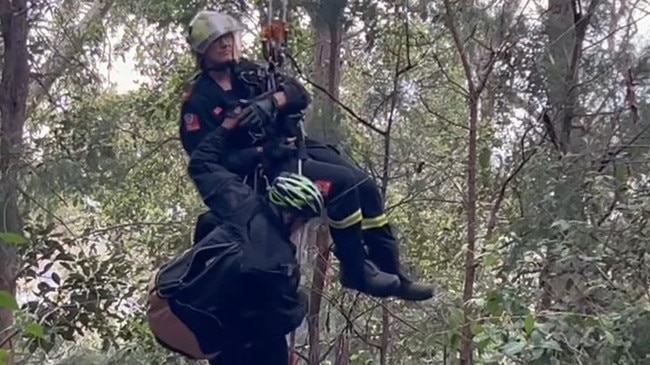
[361,214,389,230]
[329,209,363,229]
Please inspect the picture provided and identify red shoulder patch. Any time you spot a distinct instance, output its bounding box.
[315,180,332,197]
[184,113,200,131]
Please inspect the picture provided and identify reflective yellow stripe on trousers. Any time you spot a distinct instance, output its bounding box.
[329,209,363,229]
[361,214,388,230]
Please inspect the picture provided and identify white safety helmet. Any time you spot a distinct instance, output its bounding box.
[186,10,244,54]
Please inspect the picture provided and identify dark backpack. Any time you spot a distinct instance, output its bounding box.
[146,223,305,360]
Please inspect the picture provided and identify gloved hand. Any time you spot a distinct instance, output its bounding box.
[237,97,278,129]
[263,138,296,161]
[278,80,311,111]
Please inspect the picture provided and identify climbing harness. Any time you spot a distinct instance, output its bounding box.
[261,0,287,93]
[259,2,309,364]
[257,3,383,364]
[260,0,308,176]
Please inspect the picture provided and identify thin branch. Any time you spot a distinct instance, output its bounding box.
[27,0,114,113]
[287,53,386,136]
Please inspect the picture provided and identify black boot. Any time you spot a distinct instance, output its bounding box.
[394,274,436,301]
[365,227,435,301]
[329,225,401,298]
[339,259,401,298]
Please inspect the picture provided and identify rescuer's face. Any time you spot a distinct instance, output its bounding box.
[206,33,238,65]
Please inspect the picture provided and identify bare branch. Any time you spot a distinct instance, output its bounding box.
[27,0,114,113]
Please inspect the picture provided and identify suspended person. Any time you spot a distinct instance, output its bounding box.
[179,10,434,301]
[182,64,400,299]
[147,119,324,365]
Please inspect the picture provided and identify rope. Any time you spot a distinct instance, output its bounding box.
[259,3,372,362]
[259,1,309,361]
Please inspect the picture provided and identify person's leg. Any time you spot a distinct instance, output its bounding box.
[305,139,386,225]
[305,139,434,301]
[209,336,289,365]
[209,347,241,365]
[270,157,401,298]
[250,335,290,365]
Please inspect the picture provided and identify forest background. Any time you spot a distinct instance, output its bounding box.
[2,0,650,364]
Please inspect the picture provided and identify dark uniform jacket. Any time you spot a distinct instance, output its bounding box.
[179,58,311,177]
[185,123,305,343]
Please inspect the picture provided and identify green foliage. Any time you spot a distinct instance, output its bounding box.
[0,290,45,365]
[6,0,650,364]
[0,291,18,311]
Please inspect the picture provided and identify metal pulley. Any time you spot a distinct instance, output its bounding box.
[261,0,289,72]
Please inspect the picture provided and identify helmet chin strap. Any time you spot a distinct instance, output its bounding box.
[200,43,237,72]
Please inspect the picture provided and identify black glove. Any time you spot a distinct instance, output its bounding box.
[279,80,310,111]
[263,139,295,161]
[237,97,278,129]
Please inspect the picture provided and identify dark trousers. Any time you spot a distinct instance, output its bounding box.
[234,137,405,279]
[267,147,368,281]
[302,139,403,278]
[304,139,385,220]
[209,335,289,365]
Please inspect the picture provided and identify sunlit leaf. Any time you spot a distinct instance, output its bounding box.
[0,291,18,310]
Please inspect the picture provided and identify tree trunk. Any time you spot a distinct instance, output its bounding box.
[539,0,597,312]
[305,1,345,146]
[0,0,29,363]
[443,0,502,361]
[303,1,346,363]
[306,224,330,365]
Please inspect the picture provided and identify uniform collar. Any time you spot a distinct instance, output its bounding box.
[195,70,254,100]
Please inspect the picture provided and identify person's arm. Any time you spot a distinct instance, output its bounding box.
[179,99,213,156]
[237,59,311,114]
[223,146,263,175]
[187,117,255,219]
[181,99,262,175]
[270,73,312,115]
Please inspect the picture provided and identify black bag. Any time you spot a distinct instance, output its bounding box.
[146,223,305,360]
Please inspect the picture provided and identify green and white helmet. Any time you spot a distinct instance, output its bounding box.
[186,10,244,54]
[269,172,325,218]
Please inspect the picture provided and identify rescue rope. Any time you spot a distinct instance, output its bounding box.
[260,0,367,203]
[260,2,307,363]
[260,3,374,362]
